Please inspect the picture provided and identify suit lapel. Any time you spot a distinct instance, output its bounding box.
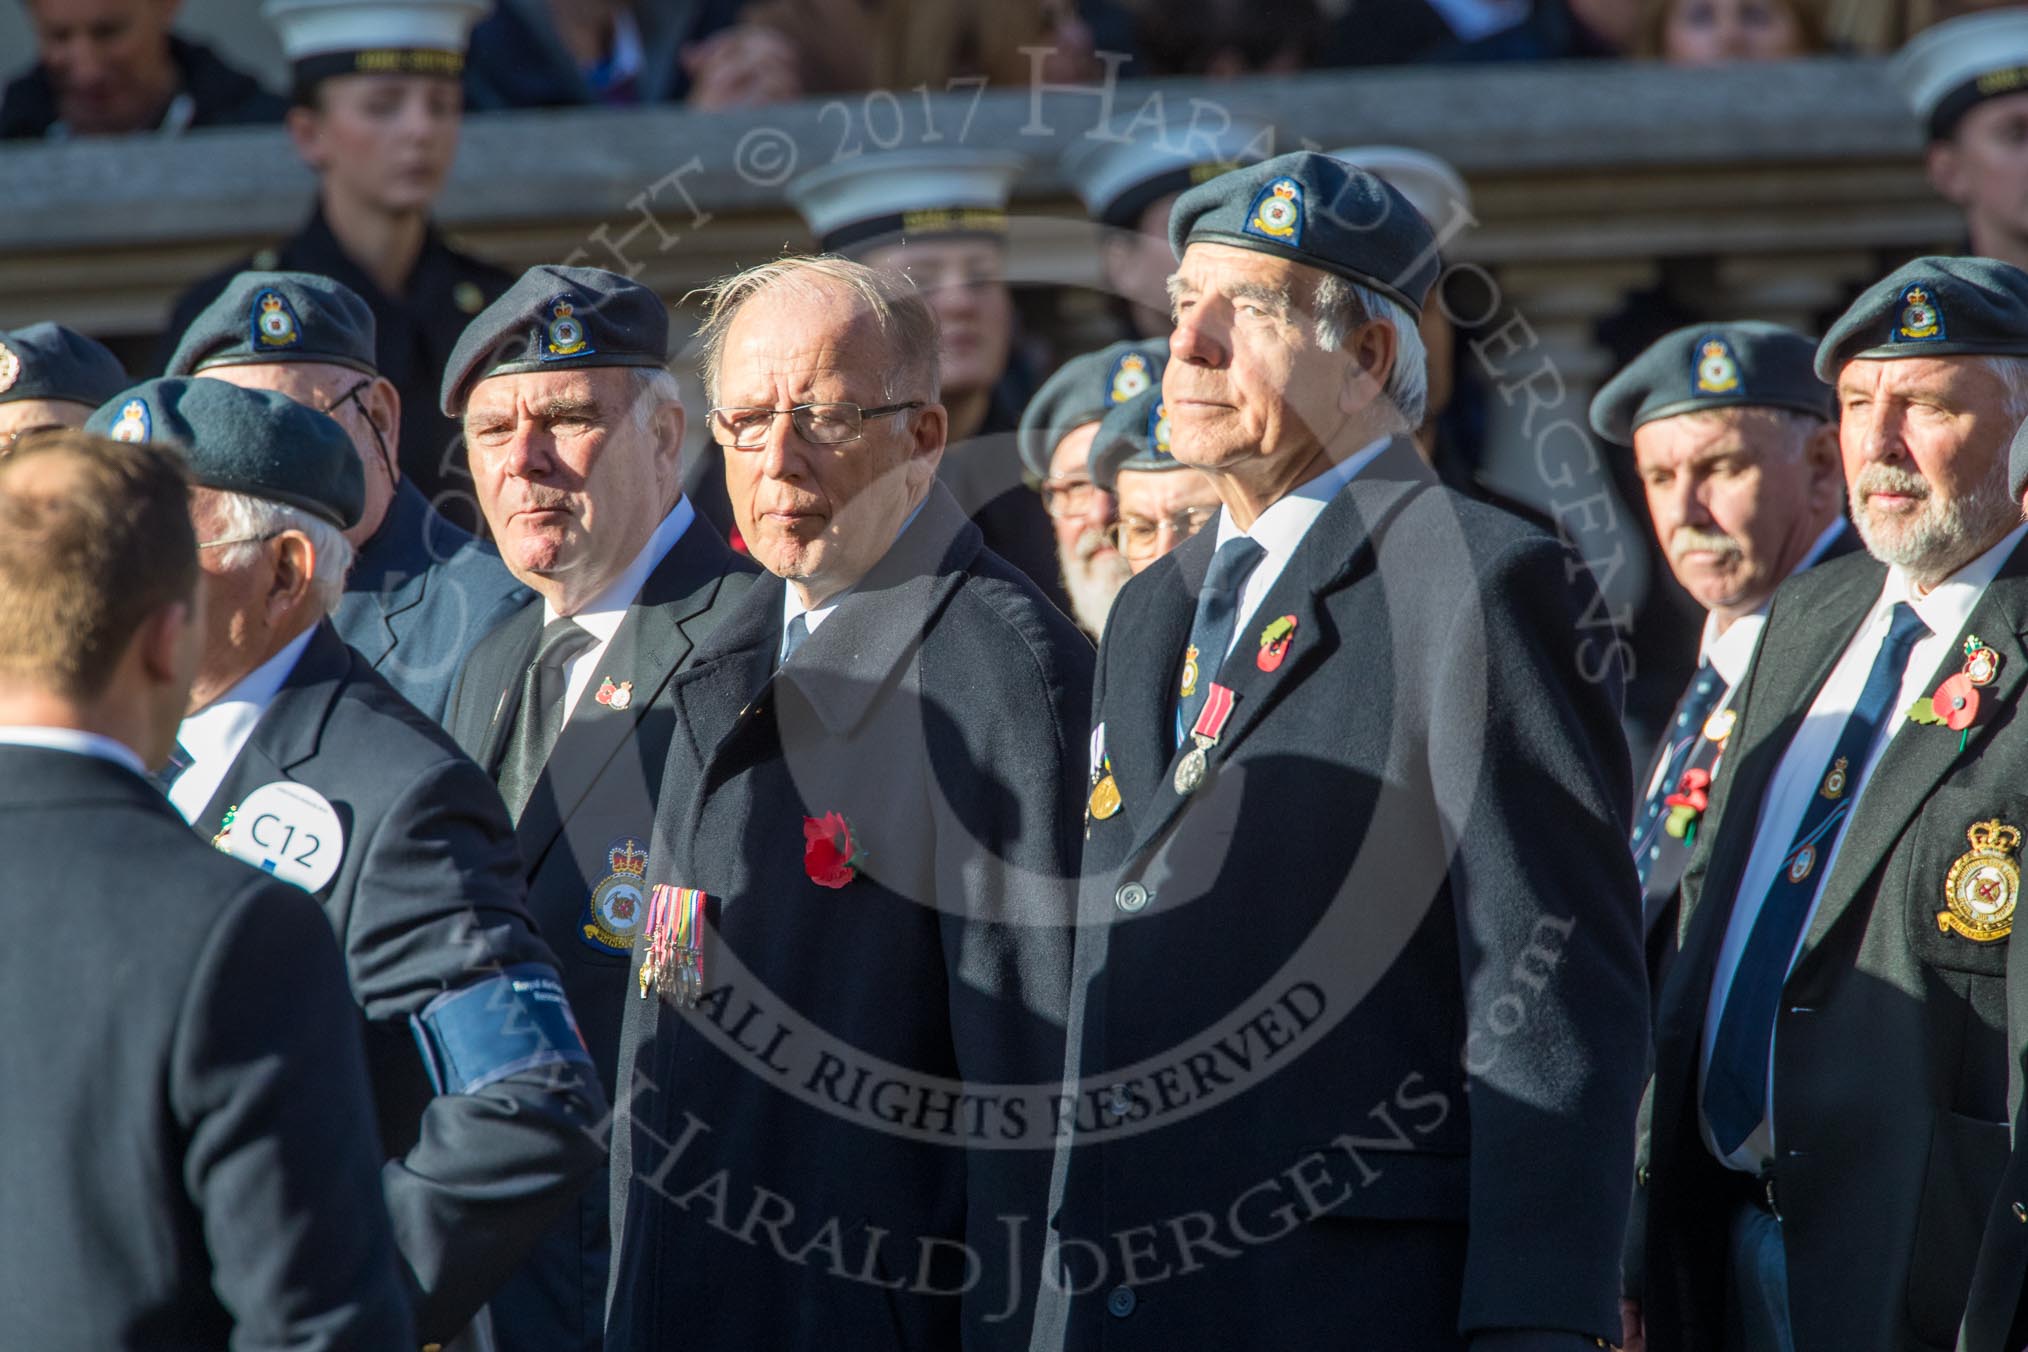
[475,606,543,775]
[194,622,350,833]
[1103,537,1205,819]
[1799,546,2028,962]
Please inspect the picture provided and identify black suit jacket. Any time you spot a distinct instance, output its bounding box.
[1049,440,1648,1351]
[607,484,1093,1351]
[1640,541,2028,1352]
[335,479,532,724]
[191,621,609,1343]
[0,744,412,1349]
[443,513,758,1352]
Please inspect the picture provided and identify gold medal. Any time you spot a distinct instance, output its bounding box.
[1703,707,1736,745]
[1089,774,1122,820]
[1940,820,2021,942]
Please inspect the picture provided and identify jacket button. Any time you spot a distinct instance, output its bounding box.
[2014,1201,2026,1223]
[1107,1285,1136,1317]
[1114,881,1150,913]
[1105,1084,1132,1118]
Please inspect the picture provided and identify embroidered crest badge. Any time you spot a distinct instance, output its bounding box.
[1895,285,1944,342]
[1147,399,1172,455]
[1243,178,1304,245]
[544,297,590,359]
[581,836,649,954]
[1939,819,2021,943]
[1694,336,1741,395]
[109,399,151,444]
[0,340,19,395]
[1109,351,1152,403]
[253,290,302,350]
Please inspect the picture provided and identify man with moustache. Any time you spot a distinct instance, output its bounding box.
[1050,151,1646,1352]
[441,263,757,1352]
[1589,322,1847,975]
[607,254,1091,1351]
[1016,340,1165,635]
[1634,256,2028,1352]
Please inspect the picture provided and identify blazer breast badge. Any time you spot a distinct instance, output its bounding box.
[1939,819,2022,943]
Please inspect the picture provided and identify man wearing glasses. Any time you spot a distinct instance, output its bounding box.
[607,254,1091,1351]
[167,271,529,723]
[440,263,758,1352]
[0,323,129,452]
[1089,385,1222,575]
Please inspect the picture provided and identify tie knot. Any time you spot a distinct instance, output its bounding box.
[1203,536,1267,597]
[535,617,594,670]
[1884,601,1931,654]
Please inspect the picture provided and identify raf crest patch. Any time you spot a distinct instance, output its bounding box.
[0,340,19,395]
[543,297,591,359]
[109,399,151,444]
[1694,335,1741,396]
[1110,351,1152,404]
[1895,285,1944,343]
[1147,399,1172,455]
[1243,177,1305,246]
[582,836,649,955]
[1940,819,2020,943]
[252,289,302,350]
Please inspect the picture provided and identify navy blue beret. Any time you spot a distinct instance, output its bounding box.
[1017,339,1168,480]
[1169,150,1441,316]
[1816,256,2028,380]
[440,264,669,414]
[1090,387,1184,492]
[85,377,364,531]
[0,324,129,409]
[165,271,379,378]
[1590,322,1833,446]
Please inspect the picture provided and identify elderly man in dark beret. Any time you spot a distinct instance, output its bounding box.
[167,270,530,723]
[1589,322,1848,983]
[0,322,128,450]
[1089,385,1222,576]
[84,376,607,1349]
[439,263,758,1352]
[1017,340,1164,635]
[1048,150,1647,1352]
[1636,256,2028,1352]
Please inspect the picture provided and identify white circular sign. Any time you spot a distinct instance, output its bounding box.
[223,781,345,894]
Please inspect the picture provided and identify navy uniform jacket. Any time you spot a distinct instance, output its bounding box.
[1052,439,1648,1351]
[161,207,512,531]
[189,621,609,1344]
[443,517,758,1352]
[1639,542,2028,1352]
[0,744,413,1350]
[0,35,285,138]
[608,484,1092,1351]
[337,478,532,724]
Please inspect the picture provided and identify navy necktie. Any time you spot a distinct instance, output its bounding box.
[1632,661,1729,882]
[1177,536,1267,742]
[149,740,193,797]
[781,613,811,667]
[1703,601,1931,1155]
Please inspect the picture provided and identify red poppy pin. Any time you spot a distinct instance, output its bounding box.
[803,812,864,889]
[1257,614,1298,673]
[1662,767,1711,844]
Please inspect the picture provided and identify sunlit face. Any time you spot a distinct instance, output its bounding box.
[1837,355,2023,585]
[1112,466,1222,575]
[716,282,944,604]
[289,74,462,216]
[1661,0,1808,65]
[0,398,94,452]
[860,237,1012,401]
[1164,243,1356,472]
[199,362,399,546]
[26,0,180,135]
[464,366,681,599]
[1930,93,2028,250]
[1632,407,1838,616]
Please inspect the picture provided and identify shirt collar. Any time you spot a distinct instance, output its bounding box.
[544,497,695,644]
[1696,519,1851,685]
[180,625,317,765]
[1886,520,2028,641]
[0,726,147,778]
[1212,436,1392,554]
[777,495,929,645]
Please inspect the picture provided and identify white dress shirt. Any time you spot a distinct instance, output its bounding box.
[169,626,318,824]
[547,498,695,722]
[1209,436,1391,660]
[1699,520,2028,1170]
[0,726,147,779]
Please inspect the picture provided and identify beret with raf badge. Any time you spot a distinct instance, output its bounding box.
[1089,385,1183,492]
[1169,149,1442,316]
[166,270,380,378]
[0,323,129,410]
[85,376,364,531]
[1589,321,1833,447]
[1017,339,1169,480]
[440,263,670,415]
[1815,255,2028,380]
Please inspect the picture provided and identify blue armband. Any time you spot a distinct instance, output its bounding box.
[409,963,594,1095]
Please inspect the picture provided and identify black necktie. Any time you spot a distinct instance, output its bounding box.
[1177,536,1267,741]
[781,612,811,667]
[1631,661,1729,883]
[497,617,596,821]
[149,739,193,797]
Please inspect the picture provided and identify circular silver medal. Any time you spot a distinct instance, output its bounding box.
[1174,746,1207,795]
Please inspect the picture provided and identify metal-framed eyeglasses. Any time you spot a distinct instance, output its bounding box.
[1104,505,1221,563]
[709,401,923,449]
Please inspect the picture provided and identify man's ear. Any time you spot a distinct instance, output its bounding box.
[366,377,402,459]
[1804,417,1843,513]
[1337,319,1398,418]
[909,402,948,466]
[267,532,318,620]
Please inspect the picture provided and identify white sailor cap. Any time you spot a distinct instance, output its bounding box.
[1327,145,1474,238]
[1891,10,2028,141]
[265,0,489,92]
[787,149,1025,256]
[1060,117,1276,229]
